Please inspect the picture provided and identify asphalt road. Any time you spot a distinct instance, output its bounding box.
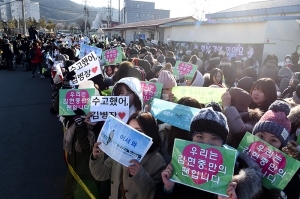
[0,68,66,199]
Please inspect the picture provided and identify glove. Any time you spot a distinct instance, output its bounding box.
[73,108,86,128]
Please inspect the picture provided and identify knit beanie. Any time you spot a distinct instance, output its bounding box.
[157,70,177,89]
[252,100,291,147]
[190,108,229,144]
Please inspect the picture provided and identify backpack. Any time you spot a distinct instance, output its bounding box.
[29,48,36,60]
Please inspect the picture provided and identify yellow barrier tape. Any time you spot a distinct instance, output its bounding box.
[63,126,96,199]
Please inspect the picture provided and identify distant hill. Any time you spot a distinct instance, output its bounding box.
[36,0,119,23]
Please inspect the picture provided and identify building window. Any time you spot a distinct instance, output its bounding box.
[136,4,139,8]
[136,13,139,18]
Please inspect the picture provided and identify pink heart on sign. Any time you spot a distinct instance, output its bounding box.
[65,90,90,110]
[118,112,126,119]
[140,82,157,103]
[105,49,118,63]
[92,66,98,73]
[178,62,193,76]
[248,141,286,176]
[182,144,223,185]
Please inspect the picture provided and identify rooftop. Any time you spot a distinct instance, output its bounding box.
[218,0,300,13]
[104,16,197,30]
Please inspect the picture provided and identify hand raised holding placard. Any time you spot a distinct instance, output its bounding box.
[161,164,175,192]
[218,182,237,199]
[92,142,103,159]
[85,112,97,126]
[127,159,142,176]
[221,92,231,107]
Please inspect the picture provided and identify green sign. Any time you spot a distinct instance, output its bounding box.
[173,61,197,80]
[237,132,300,190]
[140,81,163,105]
[59,88,95,116]
[102,47,122,65]
[171,139,236,196]
[172,86,227,105]
[101,88,113,96]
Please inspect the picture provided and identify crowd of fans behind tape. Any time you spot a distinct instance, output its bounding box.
[2,30,300,199]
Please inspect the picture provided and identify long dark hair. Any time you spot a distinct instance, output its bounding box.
[114,83,142,111]
[127,112,160,153]
[165,97,203,154]
[209,68,223,85]
[249,78,277,112]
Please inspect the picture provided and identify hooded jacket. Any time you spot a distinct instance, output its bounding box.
[225,106,263,148]
[284,91,300,108]
[278,67,293,92]
[190,70,204,87]
[259,61,279,83]
[112,77,143,116]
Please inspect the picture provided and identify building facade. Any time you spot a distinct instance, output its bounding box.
[0,0,12,21]
[0,0,40,22]
[120,0,170,24]
[160,0,300,63]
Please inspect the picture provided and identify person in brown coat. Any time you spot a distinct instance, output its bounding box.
[89,112,166,199]
[222,87,263,148]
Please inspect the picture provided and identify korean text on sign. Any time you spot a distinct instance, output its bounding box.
[170,139,236,197]
[68,51,101,85]
[90,96,129,123]
[59,88,95,116]
[238,132,300,190]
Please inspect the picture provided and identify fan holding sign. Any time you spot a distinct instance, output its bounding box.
[85,77,143,126]
[161,108,262,199]
[244,100,300,198]
[89,112,166,199]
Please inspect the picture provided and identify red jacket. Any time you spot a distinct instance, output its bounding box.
[31,47,43,64]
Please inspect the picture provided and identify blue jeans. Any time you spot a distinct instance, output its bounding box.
[31,63,42,75]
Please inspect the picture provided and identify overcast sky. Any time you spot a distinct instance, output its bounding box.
[71,0,263,18]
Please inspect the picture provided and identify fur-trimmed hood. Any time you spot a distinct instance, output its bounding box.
[112,77,143,109]
[240,108,263,124]
[287,104,300,128]
[233,153,263,199]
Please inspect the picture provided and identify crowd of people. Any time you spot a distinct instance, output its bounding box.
[1,31,300,199]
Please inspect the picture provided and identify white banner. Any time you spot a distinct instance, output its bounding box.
[90,96,129,123]
[97,115,153,167]
[68,51,101,85]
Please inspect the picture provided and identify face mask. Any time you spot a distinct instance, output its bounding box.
[161,94,169,101]
[285,58,291,62]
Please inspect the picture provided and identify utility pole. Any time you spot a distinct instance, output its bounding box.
[21,0,26,35]
[107,0,112,27]
[84,0,87,35]
[118,0,120,23]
